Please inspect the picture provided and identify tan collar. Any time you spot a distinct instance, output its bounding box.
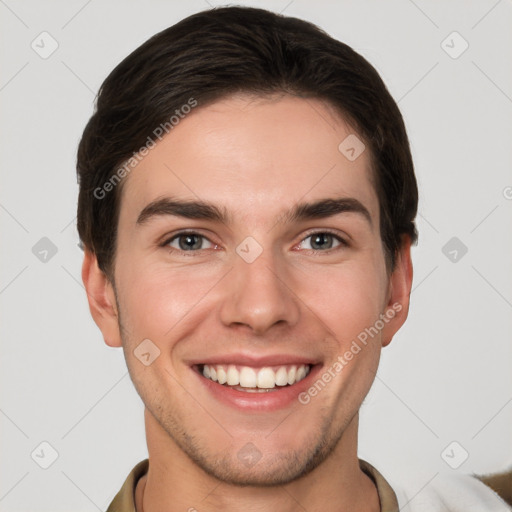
[106,459,148,512]
[359,459,400,512]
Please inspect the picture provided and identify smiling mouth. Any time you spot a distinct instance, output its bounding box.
[197,363,312,393]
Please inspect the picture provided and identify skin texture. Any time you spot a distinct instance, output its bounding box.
[82,94,413,512]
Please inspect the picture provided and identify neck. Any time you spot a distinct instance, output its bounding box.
[136,408,380,512]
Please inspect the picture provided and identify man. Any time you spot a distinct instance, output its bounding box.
[77,6,511,511]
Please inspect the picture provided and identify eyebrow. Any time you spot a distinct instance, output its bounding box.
[136,196,372,227]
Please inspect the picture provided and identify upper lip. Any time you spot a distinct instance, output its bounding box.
[188,353,320,367]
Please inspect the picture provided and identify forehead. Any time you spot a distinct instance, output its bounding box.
[119,94,379,228]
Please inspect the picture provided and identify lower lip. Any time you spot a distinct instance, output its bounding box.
[193,364,322,412]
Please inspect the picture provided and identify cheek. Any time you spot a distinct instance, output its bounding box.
[115,261,223,340]
[293,259,386,342]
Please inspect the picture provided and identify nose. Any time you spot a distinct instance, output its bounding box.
[219,247,300,335]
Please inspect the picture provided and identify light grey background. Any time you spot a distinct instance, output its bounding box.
[1,0,511,510]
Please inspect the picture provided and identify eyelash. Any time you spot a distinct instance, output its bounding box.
[159,229,349,254]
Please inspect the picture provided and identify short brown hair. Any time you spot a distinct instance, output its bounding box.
[77,6,418,278]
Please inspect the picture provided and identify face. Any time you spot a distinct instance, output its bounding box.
[85,94,411,486]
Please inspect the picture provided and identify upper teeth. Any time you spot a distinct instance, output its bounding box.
[202,364,311,388]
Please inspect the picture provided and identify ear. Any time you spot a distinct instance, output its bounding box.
[81,249,123,348]
[380,235,414,347]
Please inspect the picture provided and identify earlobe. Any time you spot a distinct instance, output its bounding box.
[381,236,414,347]
[81,250,123,348]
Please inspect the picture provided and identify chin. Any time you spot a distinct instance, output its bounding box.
[173,421,341,488]
[192,450,321,487]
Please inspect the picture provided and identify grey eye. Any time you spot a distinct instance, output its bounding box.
[168,234,214,251]
[301,233,342,251]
